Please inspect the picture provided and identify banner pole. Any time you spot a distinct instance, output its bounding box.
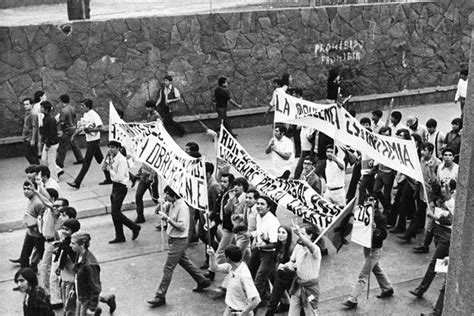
[367,202,375,300]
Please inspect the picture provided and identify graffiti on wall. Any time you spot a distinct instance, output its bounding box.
[314,40,365,65]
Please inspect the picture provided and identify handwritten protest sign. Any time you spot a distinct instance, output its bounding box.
[351,203,374,248]
[273,91,423,182]
[109,103,208,211]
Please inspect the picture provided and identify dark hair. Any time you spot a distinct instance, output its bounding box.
[205,162,214,175]
[80,99,93,109]
[451,118,463,129]
[25,165,39,174]
[40,101,53,112]
[59,94,70,103]
[273,78,282,86]
[426,118,437,128]
[46,188,58,200]
[62,218,81,233]
[281,73,291,86]
[378,126,391,135]
[300,223,320,242]
[22,97,33,104]
[186,142,200,152]
[188,151,201,158]
[224,244,242,262]
[412,133,422,146]
[449,179,457,191]
[56,198,69,207]
[163,75,173,81]
[107,140,121,148]
[293,88,303,97]
[233,177,249,192]
[14,267,38,288]
[360,117,371,126]
[276,225,292,264]
[421,142,434,153]
[275,125,287,135]
[391,111,402,121]
[60,206,77,219]
[220,173,235,187]
[246,189,260,200]
[145,100,156,108]
[258,195,277,215]
[218,77,227,87]
[325,144,334,151]
[396,128,411,140]
[37,165,51,179]
[116,109,124,119]
[371,110,383,118]
[460,69,468,76]
[33,91,45,104]
[164,185,180,199]
[441,147,454,156]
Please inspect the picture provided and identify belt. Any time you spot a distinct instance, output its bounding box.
[328,186,343,191]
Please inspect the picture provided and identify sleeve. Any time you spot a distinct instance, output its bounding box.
[30,288,54,316]
[93,111,103,127]
[242,271,260,300]
[174,87,181,99]
[267,218,280,243]
[454,80,461,101]
[86,265,102,310]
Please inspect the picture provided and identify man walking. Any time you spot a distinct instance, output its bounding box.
[214,77,242,137]
[148,185,211,307]
[102,141,141,243]
[22,97,40,165]
[56,94,84,173]
[40,101,60,182]
[67,99,111,189]
[155,75,186,137]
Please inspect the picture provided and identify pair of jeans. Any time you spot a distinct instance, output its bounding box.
[76,298,96,316]
[348,247,392,302]
[61,280,76,316]
[288,281,319,316]
[155,237,208,298]
[248,249,276,302]
[19,233,44,268]
[373,170,396,214]
[216,107,233,134]
[111,183,138,239]
[56,128,84,168]
[216,228,234,264]
[417,241,450,294]
[39,241,62,303]
[41,143,59,181]
[267,269,296,313]
[74,140,110,185]
[24,141,40,165]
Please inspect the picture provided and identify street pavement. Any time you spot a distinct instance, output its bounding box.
[0,101,458,315]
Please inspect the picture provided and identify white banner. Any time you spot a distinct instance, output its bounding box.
[351,204,374,248]
[109,103,208,211]
[274,91,423,182]
[218,125,350,230]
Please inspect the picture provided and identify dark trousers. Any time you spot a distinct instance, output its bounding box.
[358,174,375,205]
[373,170,396,214]
[406,199,427,238]
[19,233,44,268]
[417,241,450,294]
[56,128,84,168]
[135,176,159,218]
[197,212,219,262]
[216,107,233,134]
[267,269,296,313]
[422,229,434,247]
[162,112,185,137]
[248,249,276,302]
[433,281,445,315]
[74,140,110,185]
[346,162,361,202]
[111,183,138,239]
[393,181,415,230]
[24,142,40,165]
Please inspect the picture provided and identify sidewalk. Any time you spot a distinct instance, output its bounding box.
[0,101,457,232]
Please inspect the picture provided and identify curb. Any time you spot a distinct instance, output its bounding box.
[0,198,156,233]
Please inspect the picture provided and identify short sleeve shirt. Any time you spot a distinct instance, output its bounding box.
[269,136,294,176]
[222,262,260,311]
[81,110,103,142]
[215,87,231,108]
[290,244,321,281]
[255,211,280,244]
[167,198,189,238]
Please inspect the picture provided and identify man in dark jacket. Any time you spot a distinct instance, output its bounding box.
[155,75,185,137]
[40,101,60,181]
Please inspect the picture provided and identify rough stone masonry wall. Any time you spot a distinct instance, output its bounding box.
[0,1,471,138]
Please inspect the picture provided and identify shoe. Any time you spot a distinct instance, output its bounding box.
[51,303,64,310]
[12,286,20,291]
[147,297,166,307]
[413,245,429,253]
[192,280,211,292]
[376,288,394,299]
[73,161,83,165]
[9,258,20,264]
[342,300,358,309]
[99,180,113,185]
[58,170,64,177]
[67,182,80,189]
[204,271,215,281]
[409,288,424,298]
[135,217,145,224]
[389,227,405,234]
[200,263,209,270]
[132,226,141,241]
[397,234,412,243]
[109,238,126,244]
[105,294,116,314]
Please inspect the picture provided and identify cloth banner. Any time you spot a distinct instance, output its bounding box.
[109,102,208,211]
[273,90,423,182]
[218,125,352,230]
[351,203,374,248]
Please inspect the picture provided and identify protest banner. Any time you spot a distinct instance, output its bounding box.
[273,91,424,182]
[109,103,208,211]
[351,203,374,248]
[218,125,346,230]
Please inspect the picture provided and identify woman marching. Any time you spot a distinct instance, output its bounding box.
[14,267,54,316]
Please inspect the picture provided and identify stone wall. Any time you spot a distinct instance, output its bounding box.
[0,1,471,139]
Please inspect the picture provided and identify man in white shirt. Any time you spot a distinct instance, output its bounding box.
[155,75,186,137]
[324,145,346,207]
[265,125,294,178]
[389,111,407,134]
[454,69,468,114]
[371,110,384,134]
[67,99,111,189]
[437,148,459,184]
[102,141,141,244]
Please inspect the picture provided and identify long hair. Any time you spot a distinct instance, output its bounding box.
[14,267,38,288]
[276,225,293,264]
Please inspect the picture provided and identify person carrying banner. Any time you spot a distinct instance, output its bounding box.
[155,75,186,137]
[323,145,346,207]
[342,195,393,309]
[265,125,295,179]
